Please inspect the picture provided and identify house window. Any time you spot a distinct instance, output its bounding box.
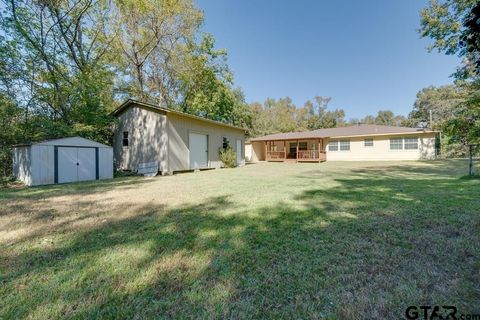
[404,137,419,150]
[269,142,277,152]
[390,138,403,150]
[222,137,230,150]
[328,140,339,151]
[289,142,297,154]
[340,140,350,151]
[364,139,374,147]
[299,142,308,150]
[122,131,129,147]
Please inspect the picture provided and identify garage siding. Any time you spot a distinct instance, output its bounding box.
[113,106,168,173]
[167,113,245,172]
[245,141,266,162]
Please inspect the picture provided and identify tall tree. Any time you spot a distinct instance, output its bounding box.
[1,0,117,143]
[249,96,347,137]
[113,0,203,104]
[419,0,480,148]
[408,85,468,128]
[460,1,480,75]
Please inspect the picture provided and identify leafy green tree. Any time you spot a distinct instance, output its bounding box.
[0,94,24,176]
[409,85,468,128]
[249,96,348,137]
[443,84,480,145]
[374,110,395,125]
[1,0,117,143]
[420,0,480,76]
[419,0,480,150]
[113,0,203,104]
[362,115,376,125]
[249,98,297,136]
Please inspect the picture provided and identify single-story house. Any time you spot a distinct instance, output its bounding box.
[246,124,437,162]
[12,137,113,186]
[112,99,246,174]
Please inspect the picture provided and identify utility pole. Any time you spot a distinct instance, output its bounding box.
[429,109,433,129]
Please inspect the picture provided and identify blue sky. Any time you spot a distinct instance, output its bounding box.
[195,0,460,119]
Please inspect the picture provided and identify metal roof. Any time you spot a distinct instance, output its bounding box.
[12,136,111,148]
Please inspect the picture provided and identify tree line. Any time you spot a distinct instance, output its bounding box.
[0,0,253,176]
[0,0,479,178]
[248,96,409,138]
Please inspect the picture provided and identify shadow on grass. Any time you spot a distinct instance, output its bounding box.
[0,176,157,200]
[1,165,479,319]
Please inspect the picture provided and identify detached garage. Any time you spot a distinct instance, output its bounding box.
[13,137,113,186]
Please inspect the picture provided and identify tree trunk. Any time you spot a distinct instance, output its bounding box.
[468,144,473,177]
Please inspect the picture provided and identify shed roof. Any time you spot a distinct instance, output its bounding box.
[13,136,111,148]
[249,124,436,141]
[112,99,246,131]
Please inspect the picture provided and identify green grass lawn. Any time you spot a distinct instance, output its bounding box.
[1,160,479,319]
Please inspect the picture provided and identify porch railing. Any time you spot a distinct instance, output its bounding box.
[297,150,326,161]
[266,151,286,160]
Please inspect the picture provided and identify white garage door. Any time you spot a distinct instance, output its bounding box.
[236,140,242,165]
[189,133,208,169]
[57,147,97,183]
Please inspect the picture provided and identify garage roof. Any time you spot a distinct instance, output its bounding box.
[112,99,246,131]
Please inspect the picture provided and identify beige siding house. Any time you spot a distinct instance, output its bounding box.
[113,100,246,174]
[247,124,437,162]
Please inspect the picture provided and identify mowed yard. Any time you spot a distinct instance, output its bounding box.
[1,161,479,319]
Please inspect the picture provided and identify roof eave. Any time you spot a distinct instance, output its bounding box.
[249,129,439,141]
[112,99,246,131]
[329,130,439,139]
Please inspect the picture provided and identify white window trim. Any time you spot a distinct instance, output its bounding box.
[339,140,350,151]
[389,138,403,151]
[328,140,339,152]
[404,137,419,151]
[122,131,129,148]
[389,137,421,152]
[364,139,374,147]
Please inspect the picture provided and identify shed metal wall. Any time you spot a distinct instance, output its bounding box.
[31,145,55,185]
[12,146,32,186]
[13,137,113,186]
[98,148,114,179]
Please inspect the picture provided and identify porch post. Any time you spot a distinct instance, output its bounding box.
[318,139,321,162]
[284,140,286,159]
[265,141,268,161]
[296,140,299,162]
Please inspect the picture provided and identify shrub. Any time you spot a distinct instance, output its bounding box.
[218,147,237,168]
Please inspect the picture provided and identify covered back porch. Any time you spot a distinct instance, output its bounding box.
[265,139,326,162]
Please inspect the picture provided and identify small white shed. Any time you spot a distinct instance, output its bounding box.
[12,137,113,186]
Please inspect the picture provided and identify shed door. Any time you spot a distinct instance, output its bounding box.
[58,147,78,183]
[236,140,242,165]
[57,147,97,183]
[189,133,208,169]
[77,148,96,181]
